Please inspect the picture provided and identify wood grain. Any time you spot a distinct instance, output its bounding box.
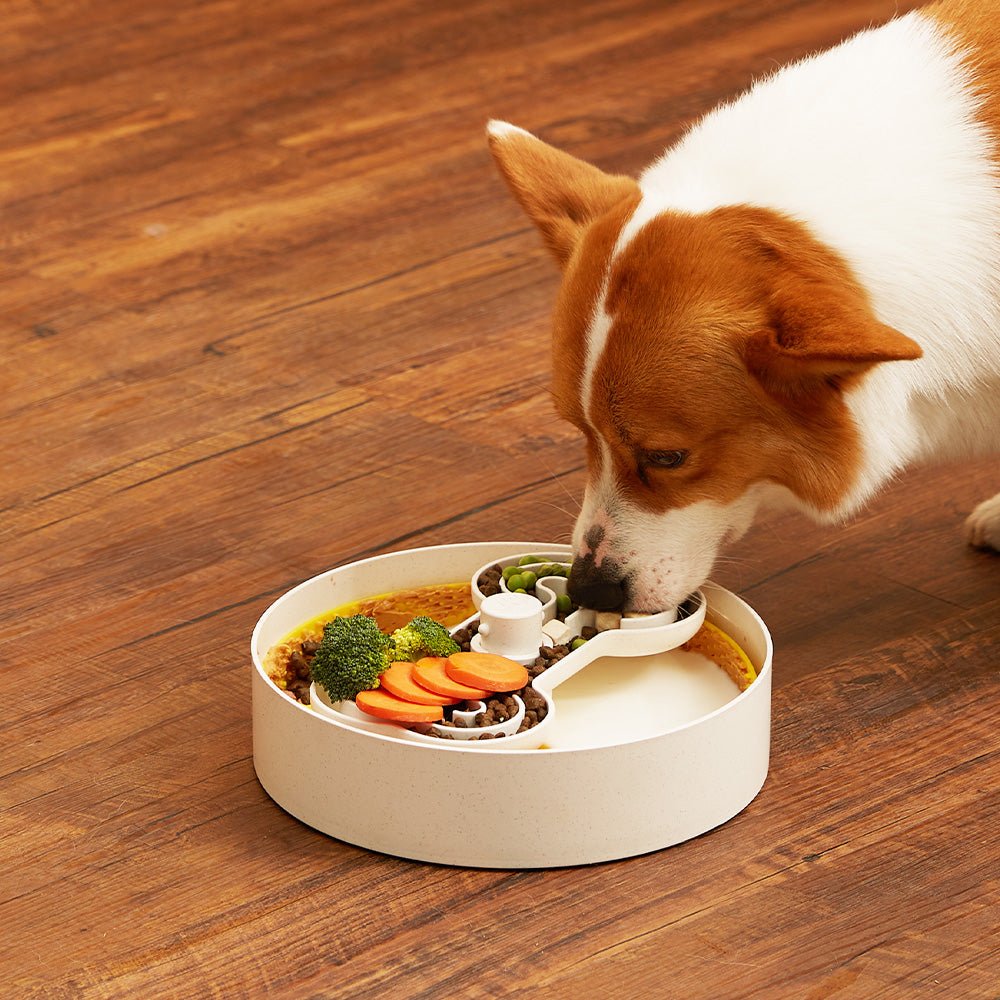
[1,0,997,996]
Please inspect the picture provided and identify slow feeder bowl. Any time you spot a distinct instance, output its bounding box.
[251,542,773,868]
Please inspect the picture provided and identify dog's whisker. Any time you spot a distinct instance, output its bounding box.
[531,455,584,514]
[535,500,580,521]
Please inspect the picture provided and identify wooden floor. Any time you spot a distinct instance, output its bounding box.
[2,0,997,996]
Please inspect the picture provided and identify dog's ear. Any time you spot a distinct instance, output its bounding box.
[735,212,923,392]
[747,281,922,392]
[487,120,639,266]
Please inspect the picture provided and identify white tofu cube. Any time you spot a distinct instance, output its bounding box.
[541,618,573,645]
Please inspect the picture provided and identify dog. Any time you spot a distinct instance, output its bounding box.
[487,0,1000,614]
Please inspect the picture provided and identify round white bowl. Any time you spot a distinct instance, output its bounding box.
[251,541,772,868]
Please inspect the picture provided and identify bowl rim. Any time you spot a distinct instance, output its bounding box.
[250,540,773,756]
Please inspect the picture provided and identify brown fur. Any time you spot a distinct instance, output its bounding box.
[550,193,641,434]
[487,129,638,264]
[590,207,920,514]
[928,0,1000,149]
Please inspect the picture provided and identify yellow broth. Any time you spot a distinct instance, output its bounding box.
[282,581,475,646]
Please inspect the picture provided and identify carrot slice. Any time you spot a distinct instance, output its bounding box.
[446,651,528,692]
[380,661,457,706]
[355,688,444,722]
[413,657,490,700]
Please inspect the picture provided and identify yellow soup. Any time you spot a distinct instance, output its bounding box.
[283,581,475,646]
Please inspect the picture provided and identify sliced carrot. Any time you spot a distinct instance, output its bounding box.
[446,651,528,692]
[413,657,490,700]
[355,688,444,723]
[380,661,457,706]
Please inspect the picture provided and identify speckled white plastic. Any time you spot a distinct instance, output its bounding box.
[251,541,772,868]
[473,591,545,663]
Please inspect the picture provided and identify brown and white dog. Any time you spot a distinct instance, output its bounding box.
[488,0,1000,615]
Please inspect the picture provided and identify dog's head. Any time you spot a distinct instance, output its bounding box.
[488,122,922,612]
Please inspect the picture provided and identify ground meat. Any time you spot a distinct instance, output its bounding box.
[280,642,318,705]
[477,564,504,597]
[450,620,480,652]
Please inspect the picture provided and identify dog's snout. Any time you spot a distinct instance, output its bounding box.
[568,555,626,612]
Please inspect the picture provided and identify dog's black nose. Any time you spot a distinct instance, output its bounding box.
[568,555,626,612]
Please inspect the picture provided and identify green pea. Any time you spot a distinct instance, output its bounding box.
[571,637,587,650]
[520,570,537,590]
[518,554,542,566]
[502,565,520,581]
[556,594,572,613]
[506,574,524,591]
[513,587,528,594]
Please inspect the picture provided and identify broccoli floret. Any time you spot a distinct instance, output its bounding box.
[391,615,460,661]
[310,614,393,702]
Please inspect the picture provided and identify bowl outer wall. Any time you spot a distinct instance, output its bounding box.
[251,542,772,868]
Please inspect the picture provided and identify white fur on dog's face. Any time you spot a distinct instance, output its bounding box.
[572,452,765,611]
[574,290,766,610]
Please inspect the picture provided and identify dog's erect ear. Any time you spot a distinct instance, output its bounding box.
[487,120,639,266]
[747,277,923,391]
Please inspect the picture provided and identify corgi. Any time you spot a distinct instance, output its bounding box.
[487,0,1000,614]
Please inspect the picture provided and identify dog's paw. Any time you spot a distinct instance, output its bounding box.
[965,493,1000,552]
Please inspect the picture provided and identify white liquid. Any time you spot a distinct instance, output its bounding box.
[544,651,740,750]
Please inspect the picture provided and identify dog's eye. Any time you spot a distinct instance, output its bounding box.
[644,449,688,469]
